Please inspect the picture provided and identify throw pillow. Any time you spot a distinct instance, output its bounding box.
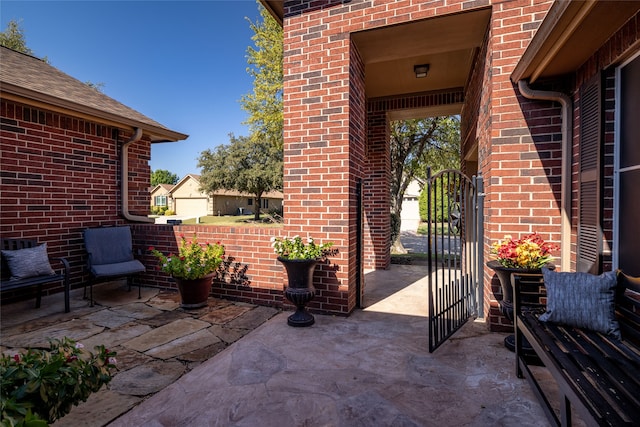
[1,244,55,280]
[539,268,619,339]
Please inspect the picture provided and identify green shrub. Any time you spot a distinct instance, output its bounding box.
[419,180,455,223]
[0,338,117,426]
[164,210,175,216]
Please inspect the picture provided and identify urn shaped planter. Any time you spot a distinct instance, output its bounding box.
[174,273,214,309]
[487,260,553,354]
[278,257,318,327]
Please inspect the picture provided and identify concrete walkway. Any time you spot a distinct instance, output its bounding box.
[1,266,554,426]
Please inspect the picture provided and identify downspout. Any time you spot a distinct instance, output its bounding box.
[517,80,571,272]
[122,127,154,223]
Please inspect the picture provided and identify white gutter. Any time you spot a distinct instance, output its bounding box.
[122,128,154,223]
[517,80,571,272]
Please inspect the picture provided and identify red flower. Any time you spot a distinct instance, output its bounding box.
[148,246,155,251]
[13,354,20,362]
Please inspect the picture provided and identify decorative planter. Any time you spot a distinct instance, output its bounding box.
[487,260,553,354]
[278,257,318,327]
[174,273,214,309]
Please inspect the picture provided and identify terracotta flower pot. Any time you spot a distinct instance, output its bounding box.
[174,273,214,309]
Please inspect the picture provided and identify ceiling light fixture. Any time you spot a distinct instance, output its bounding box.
[414,64,430,78]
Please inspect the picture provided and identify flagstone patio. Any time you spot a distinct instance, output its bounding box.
[0,266,563,426]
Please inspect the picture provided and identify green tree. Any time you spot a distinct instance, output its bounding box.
[198,134,283,220]
[390,116,460,247]
[0,19,34,55]
[240,2,283,150]
[391,116,460,216]
[151,169,179,186]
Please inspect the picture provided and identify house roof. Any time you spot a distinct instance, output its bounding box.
[151,183,175,194]
[512,0,640,83]
[0,46,188,143]
[169,173,283,199]
[259,0,283,25]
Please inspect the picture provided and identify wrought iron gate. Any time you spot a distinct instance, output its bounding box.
[427,169,484,352]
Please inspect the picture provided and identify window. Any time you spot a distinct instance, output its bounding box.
[614,51,640,276]
[155,195,167,207]
[247,198,253,206]
[263,199,269,209]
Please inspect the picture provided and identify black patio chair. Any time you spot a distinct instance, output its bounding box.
[83,225,145,306]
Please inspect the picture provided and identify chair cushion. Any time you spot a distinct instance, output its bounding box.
[90,260,145,278]
[539,268,619,338]
[1,243,55,280]
[84,226,134,265]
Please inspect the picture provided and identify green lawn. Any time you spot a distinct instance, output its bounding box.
[181,215,283,227]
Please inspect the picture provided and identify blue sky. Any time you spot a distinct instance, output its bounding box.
[1,0,262,180]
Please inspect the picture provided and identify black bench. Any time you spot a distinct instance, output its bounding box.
[513,270,640,426]
[1,239,71,313]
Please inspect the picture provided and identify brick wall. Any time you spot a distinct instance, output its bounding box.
[282,0,493,315]
[480,0,557,331]
[132,225,286,308]
[1,99,150,295]
[0,99,334,313]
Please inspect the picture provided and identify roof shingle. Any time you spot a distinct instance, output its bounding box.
[0,46,187,142]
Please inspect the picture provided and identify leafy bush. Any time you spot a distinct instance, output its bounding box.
[271,236,333,260]
[149,234,225,280]
[419,181,454,223]
[1,338,117,426]
[164,209,175,216]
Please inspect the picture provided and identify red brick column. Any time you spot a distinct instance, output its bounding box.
[481,0,558,331]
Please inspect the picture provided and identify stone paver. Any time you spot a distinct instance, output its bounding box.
[199,303,252,324]
[109,360,186,396]
[144,328,221,360]
[83,308,138,329]
[81,323,153,350]
[226,305,280,329]
[1,319,105,348]
[122,317,210,352]
[51,390,141,427]
[108,302,164,320]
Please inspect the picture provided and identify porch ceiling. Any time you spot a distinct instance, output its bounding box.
[352,8,491,100]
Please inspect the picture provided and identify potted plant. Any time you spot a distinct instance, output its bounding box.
[149,235,225,309]
[487,232,558,351]
[488,232,558,303]
[271,235,334,327]
[0,337,117,426]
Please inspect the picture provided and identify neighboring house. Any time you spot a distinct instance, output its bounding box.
[259,0,640,327]
[150,184,175,212]
[168,174,283,217]
[400,179,423,232]
[0,46,187,288]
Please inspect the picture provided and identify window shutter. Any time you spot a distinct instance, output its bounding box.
[577,73,602,274]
